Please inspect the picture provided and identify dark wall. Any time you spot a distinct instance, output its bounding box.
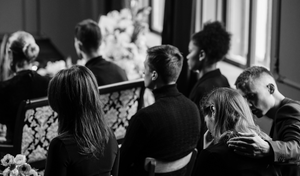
[0,0,122,63]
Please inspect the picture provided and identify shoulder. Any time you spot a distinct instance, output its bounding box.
[277,98,300,120]
[49,137,65,151]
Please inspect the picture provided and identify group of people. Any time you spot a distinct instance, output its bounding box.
[0,18,299,176]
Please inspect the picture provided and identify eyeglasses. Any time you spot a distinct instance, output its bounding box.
[203,104,215,116]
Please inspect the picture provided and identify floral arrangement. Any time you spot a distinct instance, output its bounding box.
[99,3,151,80]
[1,154,38,176]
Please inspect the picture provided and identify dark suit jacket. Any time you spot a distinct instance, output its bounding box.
[85,56,128,86]
[195,133,280,176]
[267,98,300,176]
[120,84,201,176]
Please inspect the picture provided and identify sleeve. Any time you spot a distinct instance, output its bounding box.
[193,149,229,176]
[44,137,68,176]
[119,113,147,176]
[268,103,300,163]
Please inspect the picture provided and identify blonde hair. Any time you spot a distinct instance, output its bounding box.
[203,87,270,143]
[8,31,40,71]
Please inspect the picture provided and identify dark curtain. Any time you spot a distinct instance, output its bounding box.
[97,0,124,16]
[162,0,197,96]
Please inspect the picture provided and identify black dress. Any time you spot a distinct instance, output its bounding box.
[0,70,50,142]
[44,130,118,176]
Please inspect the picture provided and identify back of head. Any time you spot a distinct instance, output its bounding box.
[192,21,231,65]
[146,45,183,83]
[235,66,275,91]
[74,19,102,53]
[203,87,269,141]
[8,31,40,71]
[48,65,109,156]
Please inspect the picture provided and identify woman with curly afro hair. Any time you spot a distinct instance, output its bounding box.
[187,21,232,154]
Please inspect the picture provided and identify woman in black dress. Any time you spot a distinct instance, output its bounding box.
[45,65,118,176]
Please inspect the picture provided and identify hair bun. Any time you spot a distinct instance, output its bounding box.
[23,43,40,61]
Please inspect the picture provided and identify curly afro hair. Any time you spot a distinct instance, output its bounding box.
[192,21,231,65]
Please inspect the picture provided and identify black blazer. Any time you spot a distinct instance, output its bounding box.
[85,56,128,86]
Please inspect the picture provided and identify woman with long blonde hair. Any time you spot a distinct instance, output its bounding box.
[194,87,279,176]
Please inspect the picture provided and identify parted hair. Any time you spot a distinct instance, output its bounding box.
[8,31,40,72]
[202,87,270,142]
[192,21,231,65]
[147,45,183,83]
[235,66,274,90]
[48,65,109,157]
[74,19,102,53]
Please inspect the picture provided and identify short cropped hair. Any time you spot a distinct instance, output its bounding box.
[147,45,183,83]
[48,65,109,157]
[74,19,102,53]
[235,66,274,90]
[192,21,231,65]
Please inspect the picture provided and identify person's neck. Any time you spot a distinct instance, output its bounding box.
[82,51,101,62]
[197,63,217,79]
[152,81,176,90]
[202,63,217,74]
[15,64,31,73]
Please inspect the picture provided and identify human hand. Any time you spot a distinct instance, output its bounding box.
[227,132,271,158]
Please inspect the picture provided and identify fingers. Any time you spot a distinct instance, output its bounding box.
[233,149,260,158]
[228,136,255,143]
[228,141,256,151]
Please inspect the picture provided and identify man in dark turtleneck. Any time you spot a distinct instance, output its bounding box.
[74,19,128,86]
[120,45,201,176]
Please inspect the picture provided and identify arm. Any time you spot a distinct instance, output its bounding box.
[44,138,68,176]
[228,103,300,162]
[119,113,147,176]
[227,132,272,158]
[267,103,300,163]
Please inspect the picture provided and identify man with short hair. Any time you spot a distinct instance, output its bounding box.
[228,66,300,176]
[74,19,128,86]
[120,45,201,176]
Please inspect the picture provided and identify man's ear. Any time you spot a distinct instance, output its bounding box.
[151,71,158,81]
[199,50,206,61]
[78,41,84,52]
[267,83,275,94]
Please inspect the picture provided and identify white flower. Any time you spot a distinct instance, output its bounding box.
[18,163,32,175]
[2,168,10,176]
[98,7,151,80]
[1,154,14,167]
[120,8,132,19]
[14,154,26,165]
[10,168,19,176]
[28,169,39,176]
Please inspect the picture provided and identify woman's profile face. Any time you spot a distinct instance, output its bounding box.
[186,40,200,71]
[204,105,216,137]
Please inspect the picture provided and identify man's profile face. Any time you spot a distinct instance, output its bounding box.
[237,78,274,118]
[143,58,155,89]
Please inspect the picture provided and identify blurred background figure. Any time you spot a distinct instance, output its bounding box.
[74,19,128,86]
[0,31,50,143]
[45,65,118,176]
